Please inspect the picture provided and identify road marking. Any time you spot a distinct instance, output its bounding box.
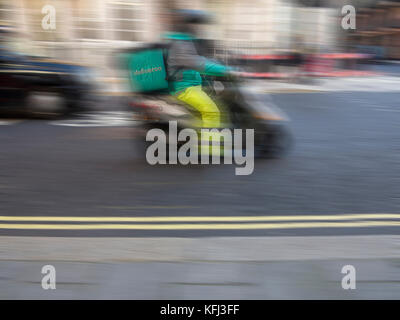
[126,180,239,186]
[0,120,23,125]
[100,205,200,210]
[0,220,400,230]
[1,213,400,222]
[1,214,400,230]
[376,108,400,113]
[49,112,134,127]
[262,89,324,94]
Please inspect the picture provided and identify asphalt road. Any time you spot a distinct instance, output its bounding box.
[2,87,400,299]
[1,90,400,237]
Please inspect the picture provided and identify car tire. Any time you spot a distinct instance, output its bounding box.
[25,91,68,119]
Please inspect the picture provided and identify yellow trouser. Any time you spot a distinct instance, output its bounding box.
[176,85,224,156]
[177,85,221,128]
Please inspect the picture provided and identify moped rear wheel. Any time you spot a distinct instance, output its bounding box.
[255,125,292,158]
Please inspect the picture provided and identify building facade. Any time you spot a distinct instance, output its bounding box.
[0,0,342,77]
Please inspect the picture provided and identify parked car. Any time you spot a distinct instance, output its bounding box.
[0,26,97,117]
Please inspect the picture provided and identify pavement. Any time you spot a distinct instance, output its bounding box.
[2,236,400,299]
[1,75,400,298]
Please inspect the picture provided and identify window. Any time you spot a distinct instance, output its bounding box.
[107,0,146,41]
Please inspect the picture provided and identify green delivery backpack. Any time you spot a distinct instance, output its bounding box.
[120,44,169,93]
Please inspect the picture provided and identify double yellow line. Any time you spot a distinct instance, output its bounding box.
[0,213,400,230]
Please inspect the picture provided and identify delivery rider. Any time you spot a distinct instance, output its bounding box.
[163,9,235,156]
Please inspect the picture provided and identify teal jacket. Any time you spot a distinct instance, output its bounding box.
[163,32,230,95]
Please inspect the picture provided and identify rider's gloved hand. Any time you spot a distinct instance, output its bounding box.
[226,67,246,79]
[228,70,244,78]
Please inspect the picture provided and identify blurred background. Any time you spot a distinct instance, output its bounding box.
[1,0,400,300]
[1,0,399,87]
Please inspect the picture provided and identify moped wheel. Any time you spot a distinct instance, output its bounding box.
[255,125,293,158]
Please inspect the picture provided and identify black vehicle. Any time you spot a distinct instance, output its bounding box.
[0,27,96,118]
